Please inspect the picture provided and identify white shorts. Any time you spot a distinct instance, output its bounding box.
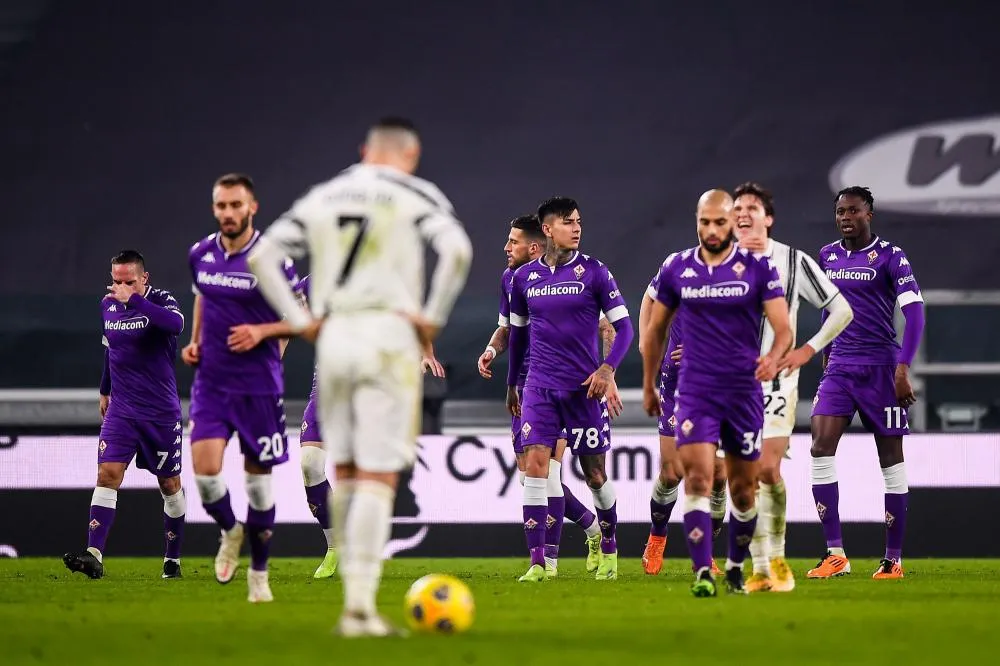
[316,313,422,473]
[762,371,799,440]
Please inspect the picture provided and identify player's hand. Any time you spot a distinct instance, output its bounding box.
[778,343,816,374]
[99,395,110,420]
[227,324,265,353]
[582,363,615,400]
[421,354,446,378]
[755,354,779,381]
[894,363,917,408]
[477,348,496,379]
[642,384,661,417]
[604,378,624,419]
[181,341,200,366]
[506,385,521,417]
[670,343,683,364]
[106,282,137,304]
[300,319,323,344]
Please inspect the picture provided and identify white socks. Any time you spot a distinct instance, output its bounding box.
[162,489,186,518]
[331,480,356,552]
[300,446,328,486]
[341,480,395,616]
[651,478,679,505]
[590,480,616,511]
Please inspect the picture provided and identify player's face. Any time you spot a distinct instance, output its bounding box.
[504,229,539,268]
[733,194,772,242]
[835,194,872,240]
[212,185,258,239]
[543,210,582,251]
[110,262,148,294]
[697,204,735,254]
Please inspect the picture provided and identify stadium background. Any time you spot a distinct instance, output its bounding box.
[0,1,997,559]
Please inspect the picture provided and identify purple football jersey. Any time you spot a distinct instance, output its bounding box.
[819,237,922,365]
[189,232,301,395]
[653,245,784,392]
[102,286,182,421]
[646,268,683,377]
[498,267,530,387]
[509,252,629,390]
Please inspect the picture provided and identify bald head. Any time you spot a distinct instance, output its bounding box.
[361,116,422,174]
[696,189,736,255]
[697,189,734,212]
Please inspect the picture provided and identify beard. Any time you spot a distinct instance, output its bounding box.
[219,214,251,239]
[701,229,735,255]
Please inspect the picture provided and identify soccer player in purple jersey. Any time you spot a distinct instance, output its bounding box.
[638,286,727,577]
[507,197,634,582]
[64,250,187,580]
[228,275,445,580]
[182,173,301,602]
[808,186,925,580]
[478,214,620,578]
[641,190,792,596]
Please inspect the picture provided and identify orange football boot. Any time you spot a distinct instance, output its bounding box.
[710,558,723,576]
[872,559,904,579]
[806,551,852,578]
[642,535,666,575]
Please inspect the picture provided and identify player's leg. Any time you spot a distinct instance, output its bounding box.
[131,418,187,579]
[190,384,243,583]
[861,365,910,579]
[64,414,136,579]
[517,386,558,582]
[334,332,417,636]
[236,393,290,603]
[554,440,601,571]
[808,366,855,578]
[709,453,726,576]
[543,436,569,577]
[677,441,718,596]
[300,396,337,579]
[643,430,682,576]
[157,474,185,579]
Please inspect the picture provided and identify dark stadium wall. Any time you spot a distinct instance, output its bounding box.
[0,2,998,399]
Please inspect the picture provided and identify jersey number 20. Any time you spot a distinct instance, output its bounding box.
[337,215,370,285]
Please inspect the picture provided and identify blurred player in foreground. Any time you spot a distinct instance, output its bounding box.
[808,186,924,580]
[478,214,619,577]
[638,277,727,576]
[249,117,472,636]
[184,174,302,602]
[641,190,792,596]
[64,250,186,580]
[506,197,634,582]
[228,275,447,579]
[730,182,854,592]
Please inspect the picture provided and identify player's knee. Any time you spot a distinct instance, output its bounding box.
[810,437,836,458]
[300,445,328,487]
[759,460,781,485]
[245,473,274,512]
[96,465,124,490]
[684,471,712,497]
[582,464,607,489]
[658,462,680,487]
[195,474,228,504]
[875,438,904,467]
[728,479,755,512]
[158,475,182,496]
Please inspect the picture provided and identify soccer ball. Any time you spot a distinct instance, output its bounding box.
[404,573,475,634]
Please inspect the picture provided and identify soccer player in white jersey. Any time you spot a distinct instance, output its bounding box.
[731,182,854,592]
[248,117,472,637]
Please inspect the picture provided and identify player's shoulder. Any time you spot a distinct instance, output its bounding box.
[368,166,455,214]
[875,237,908,256]
[501,266,515,283]
[146,286,177,304]
[739,246,775,269]
[188,233,218,257]
[511,259,542,283]
[577,253,610,271]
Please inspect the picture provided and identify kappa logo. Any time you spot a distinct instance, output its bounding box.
[829,114,1000,216]
[680,267,697,278]
[201,253,215,263]
[880,241,889,248]
[899,257,910,266]
[732,262,745,277]
[528,272,540,281]
[868,250,879,263]
[826,253,838,262]
[573,264,585,279]
[107,304,117,312]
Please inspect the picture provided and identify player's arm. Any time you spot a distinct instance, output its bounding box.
[126,291,184,335]
[583,267,633,399]
[99,338,111,418]
[598,312,616,359]
[640,299,673,417]
[479,276,513,378]
[248,216,314,334]
[757,258,791,380]
[778,253,854,372]
[416,212,473,336]
[889,248,925,407]
[505,276,530,416]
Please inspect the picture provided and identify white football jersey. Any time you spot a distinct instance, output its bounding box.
[257,163,471,327]
[757,238,840,355]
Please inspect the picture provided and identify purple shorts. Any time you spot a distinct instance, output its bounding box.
[812,363,909,436]
[189,381,289,467]
[674,384,764,461]
[658,371,678,438]
[99,414,183,477]
[519,386,611,456]
[301,393,322,443]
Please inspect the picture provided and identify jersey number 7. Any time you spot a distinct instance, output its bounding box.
[337,215,370,285]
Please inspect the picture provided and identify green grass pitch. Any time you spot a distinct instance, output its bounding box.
[2,557,998,665]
